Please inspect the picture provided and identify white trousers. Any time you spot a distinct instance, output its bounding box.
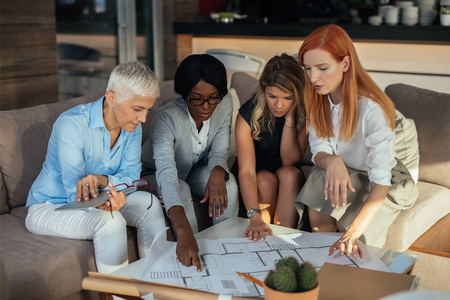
[25,191,166,274]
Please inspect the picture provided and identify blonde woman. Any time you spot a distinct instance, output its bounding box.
[296,24,418,257]
[234,54,308,241]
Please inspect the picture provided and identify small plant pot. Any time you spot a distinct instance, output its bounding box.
[263,282,320,300]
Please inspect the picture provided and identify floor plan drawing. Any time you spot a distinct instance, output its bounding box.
[141,232,390,297]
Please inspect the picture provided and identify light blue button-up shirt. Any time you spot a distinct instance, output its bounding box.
[26,97,142,206]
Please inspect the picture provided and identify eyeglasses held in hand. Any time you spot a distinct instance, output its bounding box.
[109,179,153,218]
[187,96,223,106]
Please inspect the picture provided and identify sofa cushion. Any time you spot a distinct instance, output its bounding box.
[394,110,420,183]
[230,72,258,106]
[385,84,450,189]
[140,81,179,171]
[141,80,177,145]
[0,89,105,209]
[0,213,97,299]
[227,88,240,169]
[0,171,8,214]
[384,181,450,251]
[2,206,139,299]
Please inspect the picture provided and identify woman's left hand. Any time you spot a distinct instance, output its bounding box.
[200,166,227,220]
[328,230,363,258]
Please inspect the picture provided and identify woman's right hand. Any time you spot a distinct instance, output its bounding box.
[329,229,363,258]
[76,174,108,202]
[244,216,273,241]
[324,155,355,208]
[176,229,202,272]
[284,101,297,125]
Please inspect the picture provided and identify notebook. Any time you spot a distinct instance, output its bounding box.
[55,186,136,211]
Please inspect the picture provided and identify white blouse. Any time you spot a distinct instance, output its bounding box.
[188,110,210,164]
[309,95,396,186]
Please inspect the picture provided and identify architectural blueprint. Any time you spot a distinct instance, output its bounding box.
[141,232,391,297]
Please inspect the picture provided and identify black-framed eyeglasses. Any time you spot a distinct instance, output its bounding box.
[114,179,153,210]
[187,96,223,106]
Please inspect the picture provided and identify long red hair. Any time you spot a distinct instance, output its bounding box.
[298,24,395,141]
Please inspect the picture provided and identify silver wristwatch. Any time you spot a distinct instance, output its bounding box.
[247,208,261,218]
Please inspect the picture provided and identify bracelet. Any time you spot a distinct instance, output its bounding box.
[322,154,331,169]
[284,123,295,128]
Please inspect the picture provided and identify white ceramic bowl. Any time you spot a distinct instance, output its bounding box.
[386,21,399,25]
[419,4,437,9]
[402,6,419,13]
[403,20,418,25]
[368,15,383,25]
[378,5,394,17]
[402,16,419,22]
[385,15,399,25]
[403,13,419,18]
[397,1,415,7]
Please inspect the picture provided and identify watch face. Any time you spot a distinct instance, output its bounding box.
[247,209,260,218]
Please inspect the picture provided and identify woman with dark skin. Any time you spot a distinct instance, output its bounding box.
[142,54,239,271]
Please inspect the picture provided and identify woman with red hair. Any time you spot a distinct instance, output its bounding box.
[295,24,418,258]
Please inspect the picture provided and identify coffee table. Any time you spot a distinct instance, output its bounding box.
[113,217,418,278]
[84,217,419,299]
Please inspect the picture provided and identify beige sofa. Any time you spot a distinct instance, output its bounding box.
[1,72,449,299]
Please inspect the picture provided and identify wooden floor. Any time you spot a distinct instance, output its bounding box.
[408,213,450,258]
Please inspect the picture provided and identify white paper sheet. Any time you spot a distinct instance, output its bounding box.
[293,232,391,272]
[141,232,391,297]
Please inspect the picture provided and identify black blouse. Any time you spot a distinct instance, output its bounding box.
[239,99,286,172]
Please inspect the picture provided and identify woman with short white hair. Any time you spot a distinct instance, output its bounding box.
[25,61,166,274]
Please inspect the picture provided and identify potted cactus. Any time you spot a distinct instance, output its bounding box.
[264,257,319,300]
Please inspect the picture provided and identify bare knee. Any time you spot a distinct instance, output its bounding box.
[308,207,337,233]
[256,171,278,195]
[276,166,302,186]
